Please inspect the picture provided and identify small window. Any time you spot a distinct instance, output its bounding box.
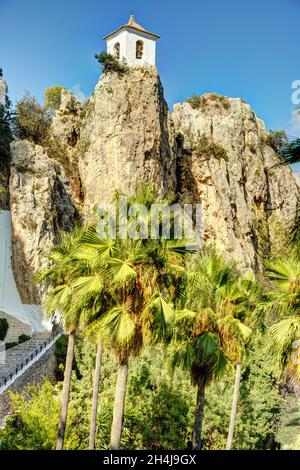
[136,40,144,59]
[114,42,120,59]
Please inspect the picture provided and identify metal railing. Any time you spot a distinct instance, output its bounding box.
[0,334,60,391]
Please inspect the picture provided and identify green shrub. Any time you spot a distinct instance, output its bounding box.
[186,95,202,109]
[186,93,230,111]
[95,52,128,74]
[54,335,80,381]
[214,143,228,160]
[195,135,228,161]
[265,130,288,152]
[18,334,31,344]
[44,86,67,112]
[0,104,13,163]
[206,93,230,109]
[14,92,51,144]
[5,342,18,350]
[0,382,60,450]
[0,337,283,450]
[247,143,257,154]
[0,317,9,341]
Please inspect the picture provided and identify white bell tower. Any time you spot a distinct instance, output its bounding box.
[103,15,160,67]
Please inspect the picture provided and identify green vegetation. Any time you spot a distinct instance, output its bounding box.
[278,137,300,165]
[3,332,31,350]
[265,130,288,153]
[0,104,13,164]
[5,342,18,350]
[186,95,202,109]
[0,317,9,341]
[195,135,228,161]
[13,91,51,144]
[13,91,77,177]
[187,93,230,111]
[0,183,300,451]
[0,339,281,450]
[18,334,31,344]
[95,52,128,74]
[247,143,257,154]
[277,394,300,449]
[44,86,67,112]
[36,185,190,449]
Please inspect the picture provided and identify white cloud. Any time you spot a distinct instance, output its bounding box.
[71,84,88,103]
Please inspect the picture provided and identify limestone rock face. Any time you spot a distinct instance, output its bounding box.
[51,89,81,150]
[9,141,76,303]
[7,72,300,307]
[50,89,84,207]
[172,94,300,272]
[78,66,176,211]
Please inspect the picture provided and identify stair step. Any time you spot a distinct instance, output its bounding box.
[0,333,55,389]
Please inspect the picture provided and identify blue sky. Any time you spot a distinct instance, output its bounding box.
[0,0,299,137]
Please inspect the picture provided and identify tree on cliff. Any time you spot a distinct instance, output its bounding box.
[95,52,128,74]
[0,104,13,163]
[13,91,51,144]
[44,86,67,112]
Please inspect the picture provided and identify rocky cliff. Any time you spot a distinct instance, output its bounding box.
[173,94,299,272]
[7,66,300,301]
[78,67,176,211]
[9,141,76,303]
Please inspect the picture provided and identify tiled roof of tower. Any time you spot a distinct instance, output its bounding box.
[103,15,160,40]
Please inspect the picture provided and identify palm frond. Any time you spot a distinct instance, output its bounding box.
[278,138,300,165]
[100,305,136,345]
[107,258,137,286]
[71,275,103,298]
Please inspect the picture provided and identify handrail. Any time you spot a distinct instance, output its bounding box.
[0,334,60,390]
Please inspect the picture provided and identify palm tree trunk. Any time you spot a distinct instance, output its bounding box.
[192,379,205,450]
[89,339,103,450]
[110,357,128,450]
[56,331,75,450]
[226,362,242,450]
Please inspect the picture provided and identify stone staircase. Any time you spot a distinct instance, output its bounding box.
[0,332,60,394]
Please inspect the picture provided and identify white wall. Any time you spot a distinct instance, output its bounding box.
[106,29,157,66]
[0,211,50,332]
[107,30,128,62]
[0,211,29,325]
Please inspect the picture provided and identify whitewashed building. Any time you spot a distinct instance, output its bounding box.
[103,15,160,67]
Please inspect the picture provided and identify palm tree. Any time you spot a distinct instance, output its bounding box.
[69,186,191,449]
[37,228,91,450]
[70,237,116,450]
[225,276,266,449]
[267,257,300,379]
[226,360,242,450]
[170,252,253,450]
[279,138,300,165]
[89,338,103,450]
[277,138,300,257]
